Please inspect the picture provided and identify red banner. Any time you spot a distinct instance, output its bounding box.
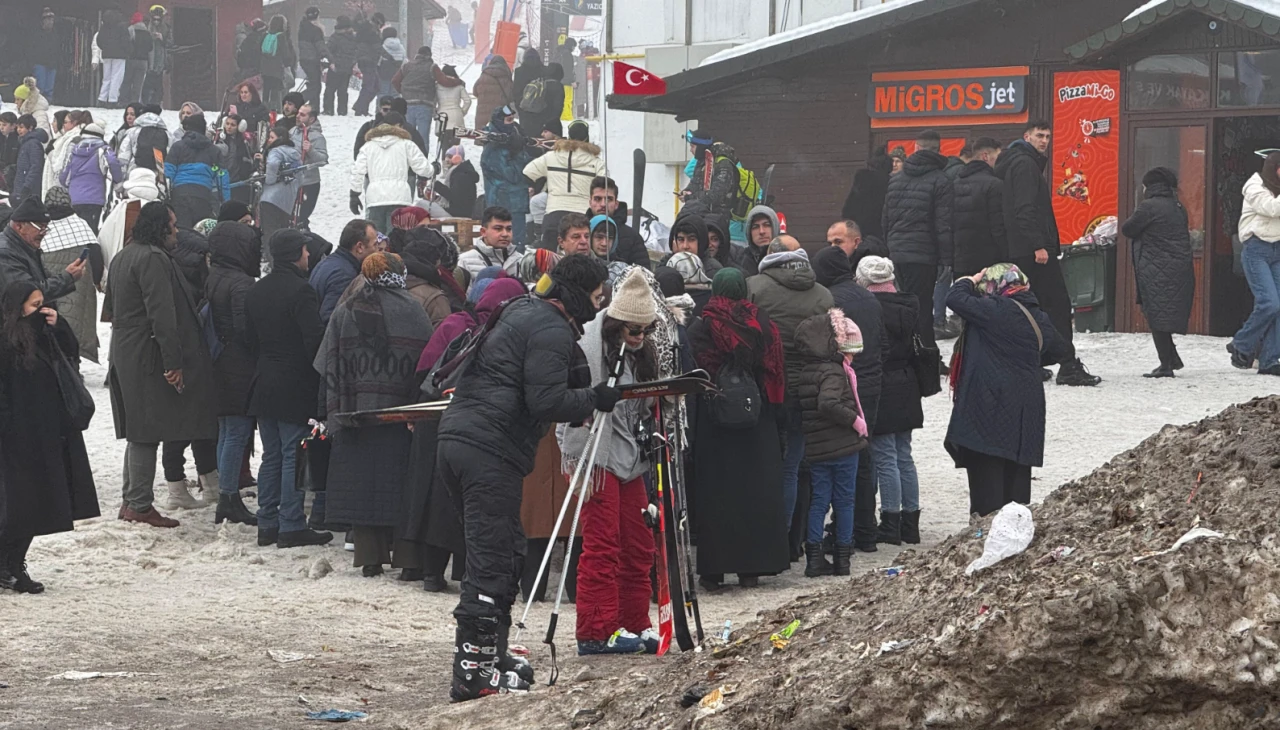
[1052,70,1121,245]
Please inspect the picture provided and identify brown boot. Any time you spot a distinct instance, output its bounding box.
[120,506,180,528]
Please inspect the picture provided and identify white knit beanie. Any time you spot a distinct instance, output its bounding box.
[856,255,895,287]
[606,268,657,325]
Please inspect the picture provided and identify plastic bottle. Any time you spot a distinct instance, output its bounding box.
[721,620,732,641]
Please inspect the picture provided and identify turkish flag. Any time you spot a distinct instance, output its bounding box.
[613,61,667,96]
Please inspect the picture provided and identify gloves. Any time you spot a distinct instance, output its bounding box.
[593,383,622,413]
[349,190,361,216]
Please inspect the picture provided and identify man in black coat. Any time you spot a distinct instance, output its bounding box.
[438,255,618,702]
[297,7,328,111]
[586,176,650,269]
[352,13,385,116]
[841,149,891,240]
[244,230,332,549]
[951,137,1008,277]
[995,121,1101,386]
[812,245,886,552]
[882,129,953,351]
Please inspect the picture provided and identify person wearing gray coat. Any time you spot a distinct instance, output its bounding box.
[290,105,329,229]
[107,201,217,528]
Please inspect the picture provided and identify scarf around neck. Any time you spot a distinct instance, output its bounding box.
[698,295,785,405]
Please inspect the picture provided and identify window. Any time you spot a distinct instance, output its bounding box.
[1220,50,1280,107]
[1127,54,1212,110]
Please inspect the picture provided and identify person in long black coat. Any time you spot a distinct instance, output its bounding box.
[688,268,790,590]
[1121,167,1195,378]
[204,221,261,526]
[944,265,1070,517]
[0,282,98,594]
[841,147,891,240]
[855,255,924,545]
[812,246,885,552]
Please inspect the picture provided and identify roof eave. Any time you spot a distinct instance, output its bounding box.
[1065,0,1280,62]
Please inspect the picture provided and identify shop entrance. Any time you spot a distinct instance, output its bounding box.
[1209,115,1280,336]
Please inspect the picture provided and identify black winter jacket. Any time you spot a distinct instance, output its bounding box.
[437,296,599,475]
[995,141,1060,258]
[297,19,327,63]
[872,291,923,435]
[684,143,740,219]
[882,149,953,267]
[944,281,1070,467]
[0,131,19,171]
[813,246,884,397]
[842,165,889,239]
[98,19,131,59]
[245,263,325,424]
[205,222,261,417]
[795,312,868,463]
[173,228,210,297]
[951,160,1008,277]
[354,20,381,65]
[327,28,359,71]
[1122,182,1194,333]
[129,23,154,61]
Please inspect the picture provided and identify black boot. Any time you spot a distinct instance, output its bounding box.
[1056,358,1102,386]
[803,541,833,578]
[450,618,530,702]
[4,545,44,594]
[876,511,902,545]
[496,614,534,685]
[277,529,334,548]
[832,543,852,576]
[215,492,258,526]
[901,510,921,545]
[423,573,448,592]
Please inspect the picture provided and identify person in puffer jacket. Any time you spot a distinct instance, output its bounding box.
[165,114,230,228]
[351,113,434,234]
[882,129,953,351]
[260,126,303,245]
[118,109,168,173]
[59,123,122,233]
[11,121,48,208]
[950,137,1007,278]
[523,120,605,249]
[795,308,868,579]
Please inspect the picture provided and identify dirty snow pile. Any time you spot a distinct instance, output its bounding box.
[426,395,1280,730]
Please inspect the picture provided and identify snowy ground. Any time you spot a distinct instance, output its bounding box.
[2,100,1280,727]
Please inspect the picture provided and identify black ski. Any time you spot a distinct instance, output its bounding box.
[632,148,646,233]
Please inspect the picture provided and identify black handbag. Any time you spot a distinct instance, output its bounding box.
[294,426,331,493]
[912,333,942,399]
[51,339,95,430]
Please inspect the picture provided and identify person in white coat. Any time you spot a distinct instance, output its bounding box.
[1231,151,1280,375]
[44,111,91,200]
[98,166,163,284]
[351,112,434,235]
[117,111,168,173]
[522,120,604,249]
[435,64,472,146]
[13,79,51,134]
[456,206,520,281]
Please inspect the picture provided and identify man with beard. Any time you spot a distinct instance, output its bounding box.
[438,254,618,701]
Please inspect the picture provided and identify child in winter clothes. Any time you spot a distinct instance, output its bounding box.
[795,308,868,578]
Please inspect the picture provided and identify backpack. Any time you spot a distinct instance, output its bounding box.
[261,32,279,58]
[520,78,549,115]
[706,361,761,429]
[421,295,529,400]
[720,156,761,222]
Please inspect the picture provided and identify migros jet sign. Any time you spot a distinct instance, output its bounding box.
[868,66,1030,127]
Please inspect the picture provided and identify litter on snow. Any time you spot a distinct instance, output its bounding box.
[305,709,369,722]
[1134,527,1227,563]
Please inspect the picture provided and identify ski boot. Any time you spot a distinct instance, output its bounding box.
[496,614,534,685]
[450,617,531,703]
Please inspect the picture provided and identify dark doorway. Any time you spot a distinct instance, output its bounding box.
[171,6,216,109]
[1210,115,1280,335]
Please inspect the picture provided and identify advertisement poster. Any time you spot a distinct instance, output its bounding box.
[1052,70,1121,246]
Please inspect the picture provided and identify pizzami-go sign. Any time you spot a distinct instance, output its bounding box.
[868,66,1030,128]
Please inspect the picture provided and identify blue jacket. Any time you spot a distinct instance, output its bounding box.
[309,246,360,326]
[165,131,230,201]
[480,123,532,216]
[12,128,48,206]
[943,280,1070,467]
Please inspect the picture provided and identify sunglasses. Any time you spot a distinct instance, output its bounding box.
[625,323,657,337]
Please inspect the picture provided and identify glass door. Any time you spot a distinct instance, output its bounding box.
[1126,124,1208,333]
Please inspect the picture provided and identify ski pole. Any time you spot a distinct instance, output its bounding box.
[541,347,627,687]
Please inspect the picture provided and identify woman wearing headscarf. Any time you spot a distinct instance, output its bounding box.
[1122,167,1194,378]
[945,264,1069,517]
[387,226,464,327]
[1231,152,1280,375]
[406,276,526,592]
[317,252,434,577]
[665,252,712,318]
[473,55,515,125]
[0,282,98,594]
[688,267,789,591]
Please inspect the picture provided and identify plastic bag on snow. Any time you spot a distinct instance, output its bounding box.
[965,502,1035,575]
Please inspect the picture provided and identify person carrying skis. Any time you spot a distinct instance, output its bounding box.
[437,254,617,701]
[557,267,661,655]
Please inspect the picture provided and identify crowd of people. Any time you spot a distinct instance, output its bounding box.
[0,10,1261,704]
